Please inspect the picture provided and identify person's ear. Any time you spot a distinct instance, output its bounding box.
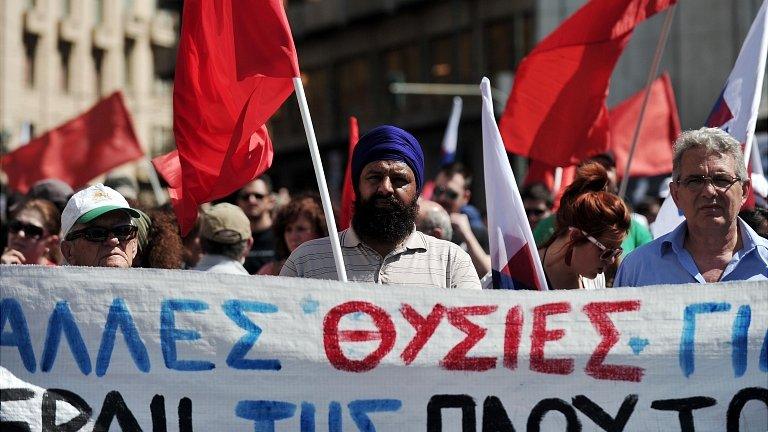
[433,227,444,240]
[243,237,254,260]
[60,241,73,264]
[740,178,751,206]
[670,180,680,208]
[463,189,471,203]
[46,235,60,249]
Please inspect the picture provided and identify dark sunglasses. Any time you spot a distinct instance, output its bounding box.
[238,192,267,201]
[432,186,460,201]
[66,225,138,243]
[8,220,45,239]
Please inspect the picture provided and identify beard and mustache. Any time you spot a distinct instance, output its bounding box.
[352,193,419,245]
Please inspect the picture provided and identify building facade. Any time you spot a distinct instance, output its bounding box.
[272,0,767,204]
[0,0,179,178]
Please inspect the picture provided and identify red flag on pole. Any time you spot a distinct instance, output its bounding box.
[499,0,676,167]
[609,73,681,178]
[153,0,299,234]
[1,92,144,193]
[339,117,359,230]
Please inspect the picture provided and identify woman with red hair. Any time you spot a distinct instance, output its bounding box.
[538,163,631,289]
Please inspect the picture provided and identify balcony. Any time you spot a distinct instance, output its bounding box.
[124,13,149,40]
[24,8,47,35]
[58,16,83,42]
[150,10,177,48]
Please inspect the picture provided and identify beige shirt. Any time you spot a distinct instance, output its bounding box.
[280,227,481,289]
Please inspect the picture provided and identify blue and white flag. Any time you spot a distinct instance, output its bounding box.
[481,78,548,290]
[440,96,463,165]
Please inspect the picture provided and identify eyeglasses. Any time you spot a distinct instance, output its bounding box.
[238,192,266,201]
[676,174,742,192]
[8,220,45,239]
[574,228,623,262]
[66,225,138,243]
[432,186,460,201]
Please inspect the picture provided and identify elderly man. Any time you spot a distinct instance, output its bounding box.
[193,203,253,275]
[416,200,453,240]
[615,128,768,286]
[59,184,141,268]
[280,125,480,289]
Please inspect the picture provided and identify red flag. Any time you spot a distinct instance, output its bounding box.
[610,73,681,178]
[499,0,676,167]
[339,117,359,230]
[153,0,299,234]
[1,92,143,193]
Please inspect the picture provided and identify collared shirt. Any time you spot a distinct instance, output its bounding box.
[280,227,481,289]
[615,218,768,287]
[193,254,249,275]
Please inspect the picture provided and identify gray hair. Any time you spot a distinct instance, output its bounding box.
[417,204,453,240]
[672,127,747,181]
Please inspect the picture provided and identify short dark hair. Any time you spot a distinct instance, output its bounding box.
[583,152,616,171]
[522,183,553,207]
[438,162,473,189]
[200,238,248,261]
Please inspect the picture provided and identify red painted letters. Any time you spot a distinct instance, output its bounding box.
[441,306,498,371]
[530,302,574,375]
[323,301,396,372]
[400,304,446,365]
[583,300,644,382]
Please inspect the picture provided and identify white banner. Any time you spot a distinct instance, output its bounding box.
[1,266,766,431]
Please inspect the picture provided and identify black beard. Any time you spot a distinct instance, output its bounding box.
[352,194,419,245]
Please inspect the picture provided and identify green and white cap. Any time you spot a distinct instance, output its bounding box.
[60,183,140,239]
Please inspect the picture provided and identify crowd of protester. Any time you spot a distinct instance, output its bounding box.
[1,126,766,288]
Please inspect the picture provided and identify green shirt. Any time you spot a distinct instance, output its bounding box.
[532,214,652,257]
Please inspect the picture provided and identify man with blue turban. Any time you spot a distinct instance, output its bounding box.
[280,125,480,289]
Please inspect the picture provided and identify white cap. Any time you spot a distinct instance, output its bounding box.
[60,184,140,239]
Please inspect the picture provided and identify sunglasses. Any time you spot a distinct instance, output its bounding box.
[66,225,138,243]
[574,228,623,262]
[432,186,460,201]
[238,192,267,201]
[8,220,45,239]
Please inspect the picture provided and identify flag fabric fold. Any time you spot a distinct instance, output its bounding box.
[610,72,681,178]
[1,92,144,193]
[481,77,549,291]
[440,96,463,166]
[154,0,300,234]
[339,116,359,230]
[499,0,676,167]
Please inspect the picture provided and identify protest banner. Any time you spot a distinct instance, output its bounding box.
[1,266,766,431]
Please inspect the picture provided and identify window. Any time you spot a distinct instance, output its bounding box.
[383,43,423,115]
[484,21,515,75]
[92,47,105,96]
[23,32,38,89]
[58,40,72,93]
[124,39,135,91]
[337,57,373,126]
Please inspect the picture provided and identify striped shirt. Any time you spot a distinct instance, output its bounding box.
[279,227,481,289]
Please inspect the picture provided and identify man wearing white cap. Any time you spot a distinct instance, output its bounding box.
[59,184,141,268]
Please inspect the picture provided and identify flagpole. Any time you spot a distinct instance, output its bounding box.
[618,5,677,199]
[143,158,167,206]
[293,77,348,282]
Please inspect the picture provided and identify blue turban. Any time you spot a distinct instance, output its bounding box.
[351,125,425,193]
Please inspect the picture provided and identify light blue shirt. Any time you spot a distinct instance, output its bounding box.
[615,218,768,287]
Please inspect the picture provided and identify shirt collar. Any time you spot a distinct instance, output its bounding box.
[659,217,768,265]
[343,226,427,252]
